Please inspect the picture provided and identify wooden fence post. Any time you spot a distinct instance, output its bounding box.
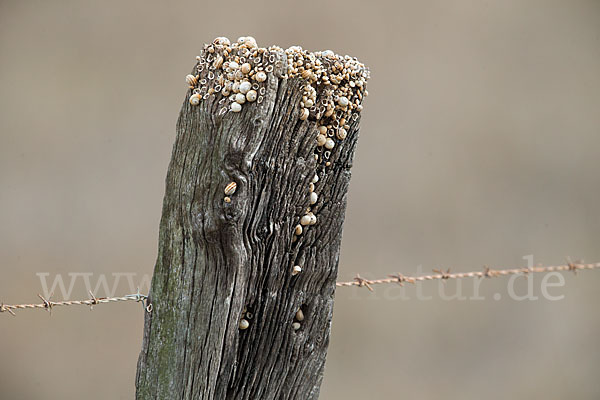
[135,37,369,399]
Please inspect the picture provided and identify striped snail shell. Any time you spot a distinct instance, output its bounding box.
[186,74,198,86]
[224,181,237,195]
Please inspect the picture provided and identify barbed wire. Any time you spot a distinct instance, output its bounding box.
[0,290,150,316]
[1,261,599,315]
[335,261,600,291]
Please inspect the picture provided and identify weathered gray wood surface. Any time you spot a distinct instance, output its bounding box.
[135,49,363,399]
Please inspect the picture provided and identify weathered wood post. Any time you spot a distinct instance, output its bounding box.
[135,36,369,399]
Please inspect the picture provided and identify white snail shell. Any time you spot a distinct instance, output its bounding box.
[300,108,309,121]
[337,96,349,107]
[231,102,242,112]
[235,93,246,104]
[255,71,267,82]
[316,134,327,146]
[244,36,258,48]
[300,215,311,226]
[239,81,252,94]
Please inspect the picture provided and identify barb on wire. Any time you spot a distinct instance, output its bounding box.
[88,290,98,310]
[0,302,16,316]
[38,293,53,314]
[353,274,374,291]
[336,261,600,289]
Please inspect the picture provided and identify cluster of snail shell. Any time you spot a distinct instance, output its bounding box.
[186,36,272,114]
[190,36,369,277]
[291,307,305,331]
[239,306,253,330]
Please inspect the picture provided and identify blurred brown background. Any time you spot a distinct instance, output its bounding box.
[1,0,599,399]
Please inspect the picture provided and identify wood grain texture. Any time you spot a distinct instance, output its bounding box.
[135,49,363,400]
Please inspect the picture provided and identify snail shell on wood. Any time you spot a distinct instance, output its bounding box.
[244,36,257,48]
[239,81,252,94]
[300,108,309,120]
[213,36,230,46]
[224,181,237,195]
[189,93,201,105]
[316,134,327,146]
[235,93,246,104]
[213,55,224,69]
[246,90,257,102]
[241,63,252,74]
[186,74,198,86]
[255,71,267,82]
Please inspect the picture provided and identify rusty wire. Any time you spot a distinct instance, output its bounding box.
[0,290,150,316]
[1,262,599,315]
[335,261,600,291]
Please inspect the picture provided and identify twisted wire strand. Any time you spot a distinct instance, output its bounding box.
[1,262,599,315]
[0,292,149,316]
[336,262,600,291]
